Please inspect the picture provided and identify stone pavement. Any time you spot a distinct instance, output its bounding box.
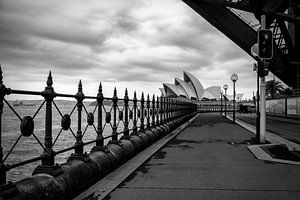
[104,113,300,200]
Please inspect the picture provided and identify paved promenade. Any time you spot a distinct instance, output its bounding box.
[104,113,300,200]
[234,113,300,144]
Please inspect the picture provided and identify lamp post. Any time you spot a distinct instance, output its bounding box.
[223,84,228,118]
[220,90,223,115]
[231,73,238,123]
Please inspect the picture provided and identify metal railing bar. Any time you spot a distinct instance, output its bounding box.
[52,101,63,117]
[6,156,42,170]
[92,104,98,114]
[52,128,63,147]
[84,96,97,99]
[4,99,23,121]
[102,104,107,113]
[92,124,97,133]
[55,93,76,98]
[32,100,46,119]
[3,134,22,162]
[32,132,46,151]
[54,145,76,155]
[69,103,77,116]
[10,89,42,96]
[69,128,77,139]
[102,122,107,131]
[103,134,112,140]
[82,104,89,115]
[82,124,89,137]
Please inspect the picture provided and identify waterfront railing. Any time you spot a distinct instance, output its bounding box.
[0,66,196,186]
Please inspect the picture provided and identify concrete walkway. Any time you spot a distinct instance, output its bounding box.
[106,113,300,200]
[234,113,300,144]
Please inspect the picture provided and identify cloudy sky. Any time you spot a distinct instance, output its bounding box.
[0,0,259,100]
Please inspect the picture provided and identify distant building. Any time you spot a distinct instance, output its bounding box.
[160,71,222,101]
[225,94,244,102]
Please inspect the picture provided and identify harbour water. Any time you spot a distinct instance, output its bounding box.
[2,99,134,182]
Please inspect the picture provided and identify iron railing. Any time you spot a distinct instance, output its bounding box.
[197,103,238,113]
[0,66,196,185]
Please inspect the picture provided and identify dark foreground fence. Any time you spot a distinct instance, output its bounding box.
[0,67,197,200]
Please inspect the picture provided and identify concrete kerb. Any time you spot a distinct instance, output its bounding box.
[224,114,300,165]
[74,113,200,200]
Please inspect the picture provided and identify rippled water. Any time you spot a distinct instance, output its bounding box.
[2,100,139,182]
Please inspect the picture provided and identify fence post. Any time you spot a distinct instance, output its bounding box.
[166,98,169,122]
[132,91,138,135]
[156,96,160,126]
[92,83,104,152]
[152,95,155,128]
[123,88,129,138]
[111,88,118,143]
[160,96,164,125]
[0,66,9,184]
[34,72,62,175]
[68,80,89,161]
[146,94,150,129]
[140,93,145,132]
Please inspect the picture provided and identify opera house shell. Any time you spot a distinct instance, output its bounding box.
[160,71,221,101]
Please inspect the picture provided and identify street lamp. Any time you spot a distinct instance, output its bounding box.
[231,73,238,123]
[220,90,223,115]
[223,84,228,118]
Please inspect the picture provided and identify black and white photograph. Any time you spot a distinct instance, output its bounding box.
[0,0,299,199]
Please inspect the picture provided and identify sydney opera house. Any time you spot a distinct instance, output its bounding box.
[159,71,222,101]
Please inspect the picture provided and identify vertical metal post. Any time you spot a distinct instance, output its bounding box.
[146,94,150,129]
[0,66,7,184]
[260,76,266,143]
[233,82,236,123]
[260,15,267,143]
[123,88,129,137]
[160,96,164,125]
[171,99,173,120]
[34,72,62,175]
[167,98,170,122]
[73,80,85,156]
[152,95,155,128]
[97,83,103,146]
[132,91,138,135]
[112,87,118,142]
[42,72,55,166]
[92,82,104,151]
[165,98,168,122]
[140,93,145,131]
[256,70,260,143]
[156,96,160,126]
[225,90,227,118]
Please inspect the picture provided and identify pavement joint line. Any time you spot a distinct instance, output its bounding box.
[117,186,300,192]
[224,114,300,165]
[74,113,200,200]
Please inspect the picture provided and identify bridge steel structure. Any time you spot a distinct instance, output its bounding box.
[182,0,300,91]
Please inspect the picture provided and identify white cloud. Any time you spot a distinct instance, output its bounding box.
[0,0,256,100]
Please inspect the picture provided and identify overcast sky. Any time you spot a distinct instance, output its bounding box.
[0,0,259,100]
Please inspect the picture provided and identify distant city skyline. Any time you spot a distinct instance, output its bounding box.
[0,0,267,100]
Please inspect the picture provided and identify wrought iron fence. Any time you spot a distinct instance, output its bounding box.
[0,66,196,185]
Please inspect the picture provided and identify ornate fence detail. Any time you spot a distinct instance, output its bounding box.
[0,67,197,199]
